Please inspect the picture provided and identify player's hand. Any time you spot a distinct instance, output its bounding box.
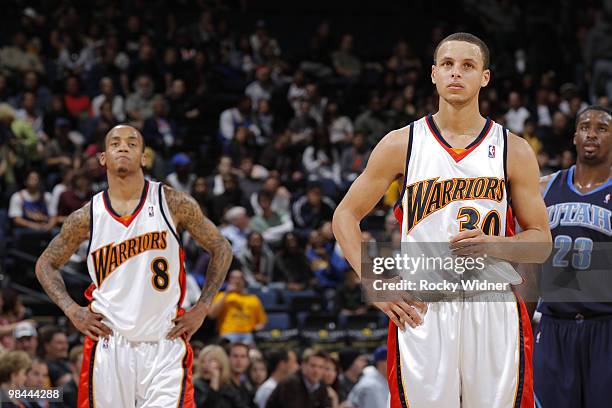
[167,303,208,341]
[66,305,112,341]
[449,227,500,257]
[373,299,427,331]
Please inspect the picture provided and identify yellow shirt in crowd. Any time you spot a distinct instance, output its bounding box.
[212,291,268,335]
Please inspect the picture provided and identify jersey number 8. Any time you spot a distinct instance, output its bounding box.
[151,257,170,291]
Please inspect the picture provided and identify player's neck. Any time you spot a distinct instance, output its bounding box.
[433,100,485,135]
[573,161,612,191]
[107,172,146,201]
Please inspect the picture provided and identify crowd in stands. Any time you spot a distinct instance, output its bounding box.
[0,0,611,406]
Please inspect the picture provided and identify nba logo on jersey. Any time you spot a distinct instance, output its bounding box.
[488,145,495,158]
[605,193,610,204]
[148,206,154,217]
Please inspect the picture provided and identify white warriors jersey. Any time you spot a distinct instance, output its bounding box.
[394,114,515,242]
[86,181,186,342]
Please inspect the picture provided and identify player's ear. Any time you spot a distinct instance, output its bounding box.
[481,69,490,87]
[99,151,106,167]
[573,133,577,146]
[431,65,437,84]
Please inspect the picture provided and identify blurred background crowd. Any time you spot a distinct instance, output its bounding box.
[0,0,611,406]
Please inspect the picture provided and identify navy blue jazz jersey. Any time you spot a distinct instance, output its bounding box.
[539,165,612,317]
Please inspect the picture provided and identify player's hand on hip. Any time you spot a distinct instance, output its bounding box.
[67,305,112,341]
[167,303,207,341]
[373,298,427,331]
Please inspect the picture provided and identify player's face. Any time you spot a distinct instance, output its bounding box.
[432,41,490,106]
[100,129,146,176]
[574,110,612,164]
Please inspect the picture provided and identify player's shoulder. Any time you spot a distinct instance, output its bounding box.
[505,131,532,155]
[368,125,413,174]
[539,171,561,195]
[62,201,91,234]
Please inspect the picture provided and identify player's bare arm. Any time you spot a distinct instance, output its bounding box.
[333,128,426,331]
[450,133,552,262]
[35,203,112,340]
[164,186,233,340]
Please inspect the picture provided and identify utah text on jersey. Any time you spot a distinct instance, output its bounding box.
[91,230,169,286]
[548,202,612,236]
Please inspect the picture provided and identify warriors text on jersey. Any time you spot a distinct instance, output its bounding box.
[394,114,514,241]
[86,181,186,342]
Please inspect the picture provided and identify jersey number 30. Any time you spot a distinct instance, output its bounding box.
[457,207,501,236]
[151,257,170,291]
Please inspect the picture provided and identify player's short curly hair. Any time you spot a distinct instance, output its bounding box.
[0,351,31,384]
[434,32,490,70]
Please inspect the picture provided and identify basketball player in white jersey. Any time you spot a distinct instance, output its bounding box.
[333,33,552,408]
[35,125,233,407]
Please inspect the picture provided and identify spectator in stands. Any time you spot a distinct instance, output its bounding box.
[505,91,530,134]
[221,206,251,254]
[331,34,361,80]
[305,83,328,125]
[91,77,125,121]
[227,342,257,407]
[273,232,313,290]
[288,70,308,113]
[355,95,387,147]
[0,103,38,159]
[15,91,45,138]
[38,326,70,387]
[214,175,247,225]
[126,74,156,124]
[8,169,56,233]
[237,232,275,287]
[45,118,79,174]
[25,358,50,405]
[86,100,118,143]
[63,76,90,122]
[249,190,293,246]
[250,177,291,217]
[13,321,38,359]
[302,129,341,197]
[288,100,318,147]
[56,171,91,222]
[0,31,43,74]
[166,153,196,194]
[191,176,214,219]
[325,101,354,147]
[13,71,51,113]
[253,99,274,145]
[307,233,346,289]
[248,358,268,393]
[254,350,296,408]
[539,111,573,161]
[292,182,336,237]
[340,132,371,185]
[322,355,341,407]
[219,96,260,147]
[194,344,240,408]
[142,96,175,152]
[266,348,331,408]
[258,133,301,183]
[236,155,264,200]
[0,351,31,406]
[209,270,267,344]
[246,66,275,109]
[347,347,388,408]
[337,350,368,402]
[62,345,83,408]
[337,271,367,316]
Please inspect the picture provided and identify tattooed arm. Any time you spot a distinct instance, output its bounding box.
[164,186,233,340]
[35,204,112,340]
